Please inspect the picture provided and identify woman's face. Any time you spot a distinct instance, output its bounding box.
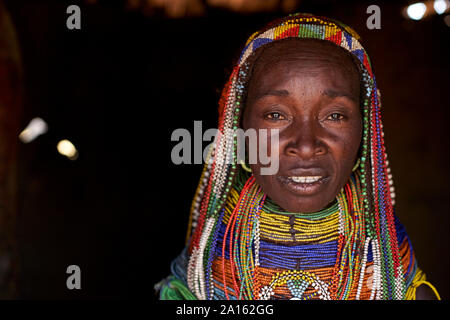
[243,39,362,213]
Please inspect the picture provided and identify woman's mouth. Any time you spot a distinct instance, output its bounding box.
[277,175,330,196]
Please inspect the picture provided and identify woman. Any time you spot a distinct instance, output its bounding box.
[157,13,440,300]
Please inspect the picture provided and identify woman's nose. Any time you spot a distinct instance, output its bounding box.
[283,119,326,160]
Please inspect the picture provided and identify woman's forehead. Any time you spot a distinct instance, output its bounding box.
[247,39,361,101]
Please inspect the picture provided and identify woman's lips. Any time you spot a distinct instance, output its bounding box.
[277,175,331,196]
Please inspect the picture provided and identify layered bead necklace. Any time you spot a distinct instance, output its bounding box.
[187,168,385,300]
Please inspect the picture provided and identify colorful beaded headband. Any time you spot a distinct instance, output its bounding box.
[186,13,404,299]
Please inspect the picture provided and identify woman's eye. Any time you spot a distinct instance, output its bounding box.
[327,113,344,121]
[265,112,286,121]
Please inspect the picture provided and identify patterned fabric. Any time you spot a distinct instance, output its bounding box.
[157,13,436,300]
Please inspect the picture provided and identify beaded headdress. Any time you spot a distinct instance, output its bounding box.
[185,13,405,299]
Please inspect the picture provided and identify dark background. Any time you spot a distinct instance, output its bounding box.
[2,0,449,299]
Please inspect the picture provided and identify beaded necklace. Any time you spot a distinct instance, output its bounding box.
[207,168,369,300]
[263,197,339,220]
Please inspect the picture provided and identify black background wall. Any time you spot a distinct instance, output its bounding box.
[3,0,449,299]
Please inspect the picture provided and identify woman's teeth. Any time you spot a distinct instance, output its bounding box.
[289,176,322,183]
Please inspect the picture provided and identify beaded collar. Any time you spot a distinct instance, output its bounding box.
[263,197,339,220]
[198,168,372,300]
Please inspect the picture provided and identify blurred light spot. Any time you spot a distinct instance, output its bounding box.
[445,14,450,25]
[434,0,448,14]
[57,139,78,160]
[19,117,48,143]
[407,2,427,20]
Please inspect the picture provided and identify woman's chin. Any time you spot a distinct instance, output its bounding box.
[273,196,331,213]
[267,176,337,213]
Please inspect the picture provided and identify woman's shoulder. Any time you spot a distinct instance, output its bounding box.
[415,284,439,300]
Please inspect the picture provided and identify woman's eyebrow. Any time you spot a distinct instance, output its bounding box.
[322,89,357,102]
